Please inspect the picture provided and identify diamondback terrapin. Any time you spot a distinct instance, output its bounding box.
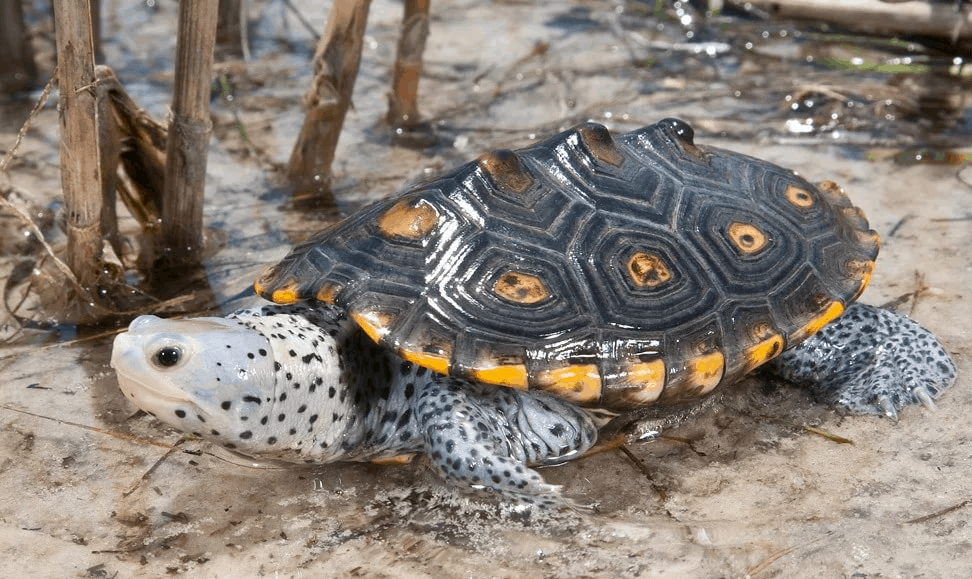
[111,119,956,504]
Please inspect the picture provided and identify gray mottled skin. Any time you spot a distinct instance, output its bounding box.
[111,305,597,505]
[773,303,956,420]
[111,302,956,503]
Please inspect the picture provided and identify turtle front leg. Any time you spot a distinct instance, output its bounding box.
[773,303,957,419]
[414,377,598,505]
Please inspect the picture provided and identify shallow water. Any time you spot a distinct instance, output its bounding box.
[1,0,971,577]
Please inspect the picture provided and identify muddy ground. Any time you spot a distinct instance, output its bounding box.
[1,0,970,577]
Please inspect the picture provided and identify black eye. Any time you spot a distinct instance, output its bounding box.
[154,347,182,368]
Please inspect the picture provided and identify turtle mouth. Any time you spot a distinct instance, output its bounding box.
[114,368,194,407]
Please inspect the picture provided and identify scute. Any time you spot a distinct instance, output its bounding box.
[256,118,880,409]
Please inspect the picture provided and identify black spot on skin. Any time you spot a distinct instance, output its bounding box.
[221,401,232,410]
[196,414,206,423]
[267,437,277,445]
[239,431,253,439]
[396,409,411,430]
[286,372,293,380]
[211,429,220,436]
[309,414,318,424]
[404,383,415,399]
[549,423,565,437]
[225,443,236,449]
[328,386,336,398]
[289,349,297,357]
[278,413,286,422]
[259,349,267,356]
[242,395,262,405]
[247,352,255,359]
[274,362,282,372]
[174,409,186,418]
[289,428,297,435]
[279,392,287,402]
[298,404,307,413]
[260,416,269,425]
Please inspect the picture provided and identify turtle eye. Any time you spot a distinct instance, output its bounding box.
[153,346,183,368]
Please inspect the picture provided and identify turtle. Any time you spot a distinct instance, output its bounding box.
[111,118,957,505]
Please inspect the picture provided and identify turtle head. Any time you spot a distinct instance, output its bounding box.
[111,306,347,460]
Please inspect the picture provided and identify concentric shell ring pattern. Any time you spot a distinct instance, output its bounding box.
[256,119,879,409]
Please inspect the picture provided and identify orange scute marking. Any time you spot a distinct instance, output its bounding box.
[624,359,666,404]
[400,349,450,376]
[627,252,673,288]
[315,282,340,304]
[493,270,550,305]
[688,351,725,395]
[727,221,768,254]
[271,285,299,305]
[802,301,845,337]
[470,364,530,390]
[536,364,602,403]
[785,184,815,208]
[376,198,439,240]
[745,334,785,370]
[351,310,392,344]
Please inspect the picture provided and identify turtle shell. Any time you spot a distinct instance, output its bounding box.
[256,118,879,409]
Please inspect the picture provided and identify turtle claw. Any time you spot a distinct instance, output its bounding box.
[913,386,937,412]
[877,395,899,421]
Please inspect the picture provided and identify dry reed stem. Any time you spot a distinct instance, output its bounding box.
[159,0,219,264]
[287,0,372,197]
[386,0,430,127]
[54,0,105,288]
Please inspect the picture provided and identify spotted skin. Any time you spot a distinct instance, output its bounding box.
[112,302,954,502]
[774,303,956,419]
[111,305,597,501]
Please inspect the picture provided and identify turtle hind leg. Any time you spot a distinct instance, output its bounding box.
[773,303,957,419]
[415,377,598,506]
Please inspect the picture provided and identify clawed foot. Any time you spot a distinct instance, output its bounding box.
[773,303,957,419]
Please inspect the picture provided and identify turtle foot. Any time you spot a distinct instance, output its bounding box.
[773,303,957,418]
[416,377,597,506]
